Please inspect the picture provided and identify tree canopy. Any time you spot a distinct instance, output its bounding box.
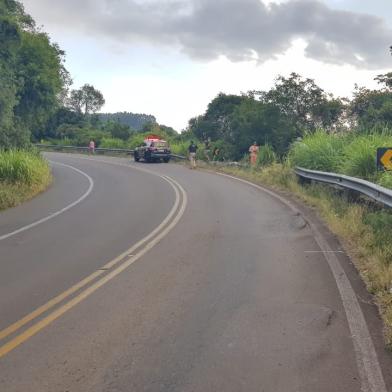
[67,84,105,115]
[0,0,68,146]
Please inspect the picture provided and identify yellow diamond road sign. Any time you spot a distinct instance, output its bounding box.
[378,148,392,171]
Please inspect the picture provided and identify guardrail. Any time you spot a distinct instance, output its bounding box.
[295,167,392,209]
[35,144,187,160]
[35,144,134,155]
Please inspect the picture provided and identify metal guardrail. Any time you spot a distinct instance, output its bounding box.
[295,167,392,209]
[170,153,186,160]
[35,145,392,206]
[35,144,186,160]
[35,144,134,155]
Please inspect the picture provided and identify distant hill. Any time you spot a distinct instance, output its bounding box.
[98,112,157,131]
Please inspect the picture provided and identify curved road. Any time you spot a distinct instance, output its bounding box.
[0,153,391,392]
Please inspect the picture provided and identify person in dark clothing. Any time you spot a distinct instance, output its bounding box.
[188,141,198,169]
[204,138,211,161]
[212,146,220,161]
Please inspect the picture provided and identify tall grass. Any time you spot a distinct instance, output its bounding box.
[170,141,189,157]
[340,133,392,180]
[257,144,276,167]
[0,150,52,210]
[289,130,392,188]
[288,130,345,172]
[100,137,126,149]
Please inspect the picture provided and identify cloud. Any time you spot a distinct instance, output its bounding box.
[24,0,392,68]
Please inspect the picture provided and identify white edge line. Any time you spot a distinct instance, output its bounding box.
[215,171,387,392]
[0,164,185,343]
[0,175,188,357]
[0,161,94,242]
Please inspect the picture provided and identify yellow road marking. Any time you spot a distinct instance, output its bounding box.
[0,175,180,343]
[0,171,186,358]
[0,270,104,341]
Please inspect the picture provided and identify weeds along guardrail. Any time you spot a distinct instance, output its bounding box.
[33,147,392,207]
[34,144,187,160]
[295,167,392,209]
[204,160,392,209]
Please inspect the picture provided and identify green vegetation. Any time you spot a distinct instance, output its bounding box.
[0,150,52,210]
[288,130,345,172]
[0,0,69,148]
[288,131,392,187]
[97,112,157,131]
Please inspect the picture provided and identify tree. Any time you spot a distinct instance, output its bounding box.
[97,112,157,131]
[0,0,69,146]
[103,121,132,141]
[14,30,67,140]
[349,84,392,130]
[0,0,33,147]
[188,93,247,142]
[375,72,392,91]
[256,73,343,134]
[68,84,105,115]
[229,99,296,158]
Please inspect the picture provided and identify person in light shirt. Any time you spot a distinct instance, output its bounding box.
[88,140,95,155]
[249,142,259,166]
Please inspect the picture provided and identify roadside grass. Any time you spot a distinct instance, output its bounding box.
[0,150,52,211]
[289,130,392,187]
[210,162,392,348]
[288,130,346,172]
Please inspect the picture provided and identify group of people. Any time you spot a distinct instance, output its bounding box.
[188,140,260,169]
[187,139,221,169]
[88,138,259,168]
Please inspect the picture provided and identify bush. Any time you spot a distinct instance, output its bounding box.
[257,144,276,167]
[100,137,126,149]
[170,141,189,157]
[363,211,392,262]
[127,134,146,150]
[339,134,392,180]
[0,150,50,185]
[378,171,392,189]
[288,130,345,172]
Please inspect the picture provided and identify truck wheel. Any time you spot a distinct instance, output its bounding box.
[134,153,140,162]
[163,158,170,163]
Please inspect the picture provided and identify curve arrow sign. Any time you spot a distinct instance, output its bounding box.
[377,148,392,171]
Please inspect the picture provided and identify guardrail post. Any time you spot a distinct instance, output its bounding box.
[298,176,311,186]
[345,189,360,203]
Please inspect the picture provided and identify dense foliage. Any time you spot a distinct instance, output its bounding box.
[98,112,157,131]
[289,131,392,186]
[187,72,392,161]
[0,0,68,147]
[0,149,52,210]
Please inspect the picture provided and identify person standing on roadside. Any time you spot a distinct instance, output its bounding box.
[204,137,211,161]
[188,141,198,169]
[249,141,259,166]
[212,146,220,161]
[88,140,95,155]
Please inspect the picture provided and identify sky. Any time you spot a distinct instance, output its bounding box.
[23,0,392,131]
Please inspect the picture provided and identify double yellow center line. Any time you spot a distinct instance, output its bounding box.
[0,168,187,358]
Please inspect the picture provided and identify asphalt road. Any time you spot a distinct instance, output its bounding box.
[0,153,391,392]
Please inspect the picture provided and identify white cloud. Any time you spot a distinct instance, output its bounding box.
[23,0,392,68]
[22,0,392,131]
